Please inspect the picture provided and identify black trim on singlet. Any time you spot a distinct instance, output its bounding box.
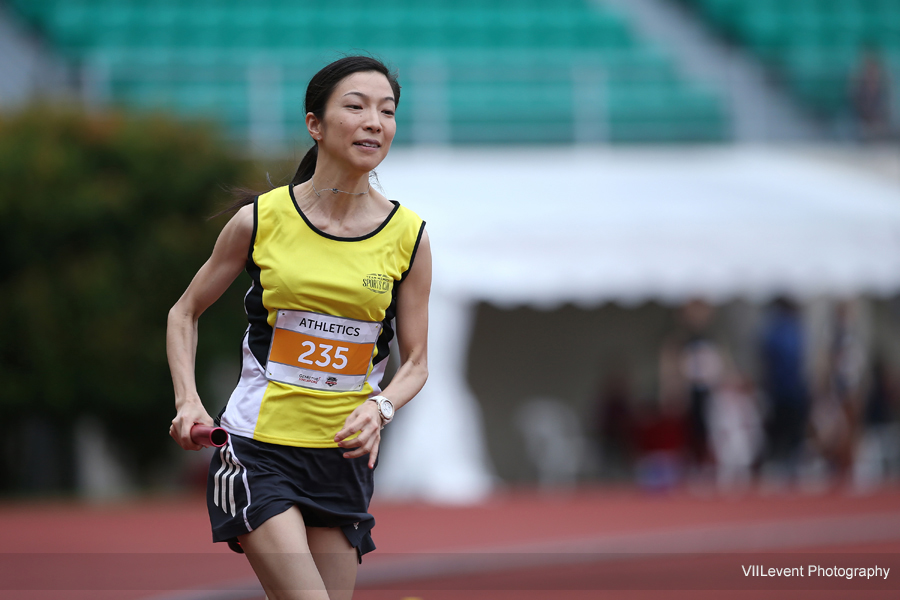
[244,198,272,367]
[373,289,399,366]
[288,184,401,242]
[372,221,426,366]
[406,220,426,279]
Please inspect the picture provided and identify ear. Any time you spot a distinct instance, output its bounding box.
[306,112,322,141]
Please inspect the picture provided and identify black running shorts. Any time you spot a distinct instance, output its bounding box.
[206,433,376,561]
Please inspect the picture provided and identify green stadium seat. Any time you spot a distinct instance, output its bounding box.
[13,0,733,144]
[686,0,900,119]
[740,7,789,62]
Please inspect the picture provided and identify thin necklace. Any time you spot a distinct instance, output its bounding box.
[311,179,370,197]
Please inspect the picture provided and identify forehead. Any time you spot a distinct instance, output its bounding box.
[333,71,395,102]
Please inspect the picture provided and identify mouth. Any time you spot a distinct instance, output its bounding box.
[354,140,381,149]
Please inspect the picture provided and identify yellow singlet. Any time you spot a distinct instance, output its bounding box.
[219,185,425,447]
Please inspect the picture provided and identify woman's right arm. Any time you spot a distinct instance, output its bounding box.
[167,204,254,450]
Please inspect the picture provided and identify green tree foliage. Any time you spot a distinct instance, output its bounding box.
[0,106,254,487]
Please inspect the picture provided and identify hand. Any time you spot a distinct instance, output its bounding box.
[334,400,382,469]
[170,398,214,451]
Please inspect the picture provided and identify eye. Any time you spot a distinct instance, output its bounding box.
[382,109,395,116]
[345,104,362,110]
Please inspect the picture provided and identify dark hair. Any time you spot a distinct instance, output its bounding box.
[218,55,400,216]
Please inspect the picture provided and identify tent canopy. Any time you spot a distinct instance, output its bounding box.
[381,147,900,306]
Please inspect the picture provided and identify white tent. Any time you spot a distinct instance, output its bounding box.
[374,146,900,502]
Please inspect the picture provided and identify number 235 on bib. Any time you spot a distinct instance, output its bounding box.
[265,310,382,392]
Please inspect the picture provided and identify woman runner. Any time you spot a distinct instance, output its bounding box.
[166,55,430,600]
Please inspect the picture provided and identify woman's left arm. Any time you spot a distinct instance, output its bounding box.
[376,228,432,411]
[335,229,432,467]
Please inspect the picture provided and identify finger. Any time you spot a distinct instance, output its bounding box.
[177,423,203,451]
[344,436,379,461]
[339,436,363,451]
[341,415,382,447]
[341,432,373,458]
[336,402,380,442]
[334,415,363,443]
[342,444,371,459]
[334,427,355,444]
[344,431,380,460]
[335,421,361,444]
[368,440,380,469]
[336,413,375,445]
[340,422,376,449]
[170,424,192,450]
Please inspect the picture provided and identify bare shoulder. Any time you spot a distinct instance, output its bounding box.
[213,203,254,256]
[408,227,431,282]
[231,203,254,229]
[228,203,254,233]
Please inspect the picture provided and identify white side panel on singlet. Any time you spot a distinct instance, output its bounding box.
[220,331,268,439]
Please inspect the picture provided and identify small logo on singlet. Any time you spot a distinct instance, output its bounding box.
[362,273,391,294]
[326,376,338,387]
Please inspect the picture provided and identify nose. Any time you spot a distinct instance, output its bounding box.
[363,107,382,133]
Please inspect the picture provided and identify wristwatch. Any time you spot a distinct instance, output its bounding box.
[368,395,394,426]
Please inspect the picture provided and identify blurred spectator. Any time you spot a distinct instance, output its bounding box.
[707,374,764,493]
[659,300,728,478]
[853,356,900,491]
[759,297,809,482]
[812,300,868,483]
[593,371,635,481]
[851,48,891,142]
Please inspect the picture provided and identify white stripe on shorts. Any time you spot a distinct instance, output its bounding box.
[212,447,229,509]
[225,441,254,532]
[226,451,240,517]
[219,452,235,515]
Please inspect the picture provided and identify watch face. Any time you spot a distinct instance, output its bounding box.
[381,399,394,419]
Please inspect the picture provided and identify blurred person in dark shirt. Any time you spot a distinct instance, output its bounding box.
[864,358,894,429]
[853,356,900,490]
[760,297,809,481]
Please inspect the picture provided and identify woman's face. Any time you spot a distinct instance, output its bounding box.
[309,71,397,174]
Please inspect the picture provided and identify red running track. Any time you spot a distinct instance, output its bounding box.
[1,484,898,599]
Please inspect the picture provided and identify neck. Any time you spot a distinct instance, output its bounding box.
[310,161,370,197]
[312,179,370,198]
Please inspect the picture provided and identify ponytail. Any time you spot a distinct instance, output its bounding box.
[212,144,316,219]
[291,143,318,185]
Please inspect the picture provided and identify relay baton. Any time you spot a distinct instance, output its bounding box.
[190,424,229,448]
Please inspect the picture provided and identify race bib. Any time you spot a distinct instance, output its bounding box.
[265,310,382,392]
